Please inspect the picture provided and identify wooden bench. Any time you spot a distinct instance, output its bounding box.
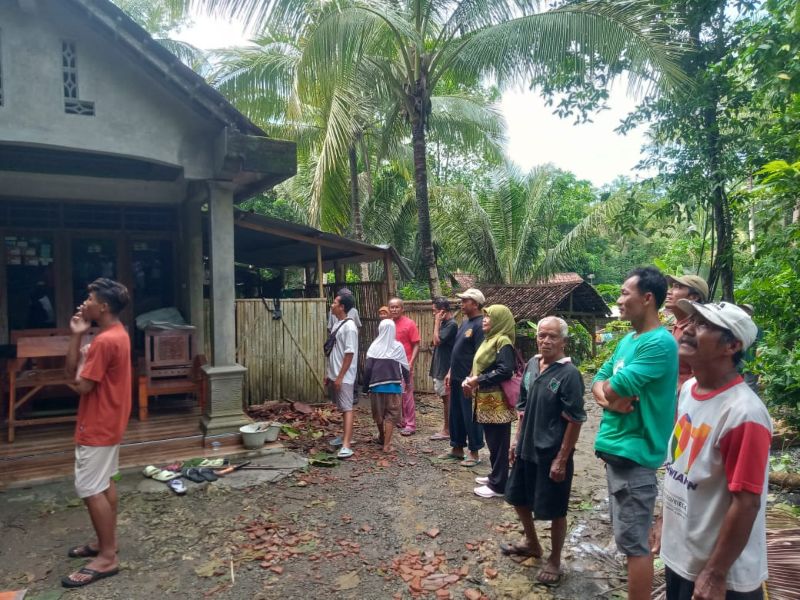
[6,329,97,443]
[137,327,206,421]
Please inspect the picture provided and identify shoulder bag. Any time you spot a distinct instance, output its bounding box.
[324,318,351,357]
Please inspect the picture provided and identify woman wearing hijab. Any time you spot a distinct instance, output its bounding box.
[363,319,411,453]
[463,305,517,498]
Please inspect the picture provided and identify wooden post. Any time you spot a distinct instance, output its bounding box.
[590,316,597,357]
[383,252,396,299]
[317,245,324,298]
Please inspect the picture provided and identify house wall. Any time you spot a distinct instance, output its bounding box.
[0,1,220,181]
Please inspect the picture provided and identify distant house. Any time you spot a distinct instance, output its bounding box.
[0,0,296,436]
[482,273,611,354]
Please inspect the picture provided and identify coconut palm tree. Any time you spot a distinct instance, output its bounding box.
[211,26,505,239]
[188,0,686,297]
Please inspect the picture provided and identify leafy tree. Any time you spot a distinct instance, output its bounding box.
[189,0,685,298]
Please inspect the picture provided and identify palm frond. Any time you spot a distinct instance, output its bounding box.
[537,189,630,279]
[440,1,688,94]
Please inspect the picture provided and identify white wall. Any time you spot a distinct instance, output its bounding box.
[0,1,222,179]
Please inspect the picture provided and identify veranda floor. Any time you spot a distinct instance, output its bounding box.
[1,403,253,490]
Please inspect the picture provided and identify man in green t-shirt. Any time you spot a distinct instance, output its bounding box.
[592,266,678,600]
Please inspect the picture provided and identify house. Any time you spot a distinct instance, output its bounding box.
[0,0,296,444]
[482,273,611,355]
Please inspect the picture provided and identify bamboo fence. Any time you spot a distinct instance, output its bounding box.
[235,298,327,405]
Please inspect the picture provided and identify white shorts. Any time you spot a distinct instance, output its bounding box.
[74,445,120,498]
[433,377,447,397]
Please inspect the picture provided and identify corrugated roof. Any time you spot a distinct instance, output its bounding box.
[482,276,610,321]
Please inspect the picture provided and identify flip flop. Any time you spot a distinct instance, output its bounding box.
[500,542,540,557]
[182,467,206,483]
[163,461,183,472]
[197,458,227,468]
[67,544,99,558]
[168,479,187,495]
[152,469,181,482]
[198,468,218,482]
[461,458,482,468]
[429,432,450,440]
[436,452,464,462]
[61,566,119,588]
[536,566,564,586]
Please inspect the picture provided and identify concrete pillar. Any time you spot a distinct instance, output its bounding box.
[183,196,206,357]
[201,181,249,436]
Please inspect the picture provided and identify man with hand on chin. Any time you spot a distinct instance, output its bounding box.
[62,278,131,589]
[592,267,678,600]
[653,301,770,600]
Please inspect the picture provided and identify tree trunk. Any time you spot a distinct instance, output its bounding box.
[348,143,370,281]
[411,109,441,299]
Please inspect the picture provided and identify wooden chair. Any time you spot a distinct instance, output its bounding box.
[6,328,97,443]
[137,327,206,421]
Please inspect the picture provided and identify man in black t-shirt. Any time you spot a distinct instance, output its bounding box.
[441,288,486,466]
[429,298,458,441]
[502,316,585,586]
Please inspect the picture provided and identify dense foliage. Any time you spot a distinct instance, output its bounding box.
[121,0,799,421]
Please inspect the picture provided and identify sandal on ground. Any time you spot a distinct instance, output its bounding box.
[142,465,161,478]
[399,428,415,436]
[429,432,449,440]
[152,469,181,482]
[198,468,218,482]
[197,458,227,468]
[163,461,183,472]
[536,566,564,586]
[337,447,354,459]
[67,544,99,558]
[499,542,540,557]
[61,566,119,588]
[460,458,482,468]
[168,478,187,495]
[182,467,206,483]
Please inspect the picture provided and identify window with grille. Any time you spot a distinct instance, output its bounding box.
[62,41,94,116]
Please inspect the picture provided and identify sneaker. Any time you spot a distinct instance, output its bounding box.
[473,484,503,498]
[337,447,354,459]
[329,436,343,447]
[474,476,489,485]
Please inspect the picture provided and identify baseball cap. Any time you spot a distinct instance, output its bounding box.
[456,288,485,305]
[676,299,758,350]
[667,274,709,303]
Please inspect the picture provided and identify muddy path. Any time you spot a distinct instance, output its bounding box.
[0,383,627,599]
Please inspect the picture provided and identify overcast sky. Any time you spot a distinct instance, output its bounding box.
[177,15,652,188]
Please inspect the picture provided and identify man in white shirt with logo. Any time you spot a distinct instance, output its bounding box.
[652,301,771,600]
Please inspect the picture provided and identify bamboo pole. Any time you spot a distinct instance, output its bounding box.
[317,245,324,298]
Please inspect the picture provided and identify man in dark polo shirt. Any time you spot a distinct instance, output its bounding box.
[501,316,585,586]
[442,288,486,466]
[429,297,457,440]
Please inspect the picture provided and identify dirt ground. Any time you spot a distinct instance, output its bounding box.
[0,383,631,600]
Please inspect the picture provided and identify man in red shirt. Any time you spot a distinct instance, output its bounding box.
[665,275,708,390]
[388,297,420,435]
[62,278,131,589]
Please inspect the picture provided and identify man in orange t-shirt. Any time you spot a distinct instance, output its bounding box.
[62,278,131,589]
